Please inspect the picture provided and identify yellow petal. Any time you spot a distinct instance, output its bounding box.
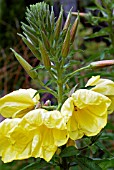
[0,88,40,118]
[66,109,84,140]
[86,76,114,113]
[53,129,69,146]
[61,97,74,122]
[86,76,114,96]
[72,89,111,109]
[22,109,45,126]
[0,118,21,163]
[108,96,114,114]
[74,107,107,136]
[61,89,111,140]
[44,110,66,129]
[32,127,57,162]
[85,75,100,87]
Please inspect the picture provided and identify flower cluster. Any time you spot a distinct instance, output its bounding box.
[0,76,114,163]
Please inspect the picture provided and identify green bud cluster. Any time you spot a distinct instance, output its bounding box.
[18,2,79,70]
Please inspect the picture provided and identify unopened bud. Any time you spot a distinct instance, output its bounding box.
[61,28,70,58]
[50,6,55,29]
[18,33,41,60]
[44,100,51,106]
[10,48,38,79]
[63,9,72,31]
[54,7,63,40]
[41,31,50,50]
[90,60,114,68]
[39,41,51,70]
[70,15,79,43]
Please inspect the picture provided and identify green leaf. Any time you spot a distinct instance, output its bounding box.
[33,65,45,71]
[20,159,51,170]
[60,146,78,158]
[76,155,102,170]
[95,141,112,156]
[95,157,114,170]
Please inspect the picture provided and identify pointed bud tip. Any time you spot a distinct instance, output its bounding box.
[90,60,114,68]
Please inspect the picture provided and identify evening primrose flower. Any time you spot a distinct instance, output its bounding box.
[0,109,68,163]
[86,75,114,113]
[61,89,111,140]
[0,88,40,118]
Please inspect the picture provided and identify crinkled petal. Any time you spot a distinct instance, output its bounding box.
[72,89,111,109]
[0,108,69,163]
[44,110,66,129]
[0,88,40,118]
[61,89,111,140]
[31,127,57,162]
[86,76,114,113]
[9,125,35,161]
[0,118,21,162]
[22,109,45,127]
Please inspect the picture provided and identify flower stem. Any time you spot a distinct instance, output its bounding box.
[57,78,63,108]
[56,61,64,108]
[64,65,90,82]
[37,76,57,98]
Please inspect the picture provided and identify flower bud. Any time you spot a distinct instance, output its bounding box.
[18,33,41,60]
[61,28,70,58]
[39,40,51,70]
[41,31,50,50]
[44,100,51,106]
[90,60,114,69]
[23,28,38,46]
[10,48,38,79]
[50,6,55,29]
[70,15,79,43]
[54,7,63,40]
[63,9,72,31]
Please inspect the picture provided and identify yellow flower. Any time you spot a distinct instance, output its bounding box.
[61,89,111,140]
[0,88,40,118]
[0,109,68,163]
[86,75,114,113]
[0,118,21,163]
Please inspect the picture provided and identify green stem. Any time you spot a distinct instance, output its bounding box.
[108,9,114,49]
[56,63,64,108]
[42,105,57,110]
[60,158,69,170]
[57,82,63,107]
[64,65,90,82]
[37,76,57,98]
